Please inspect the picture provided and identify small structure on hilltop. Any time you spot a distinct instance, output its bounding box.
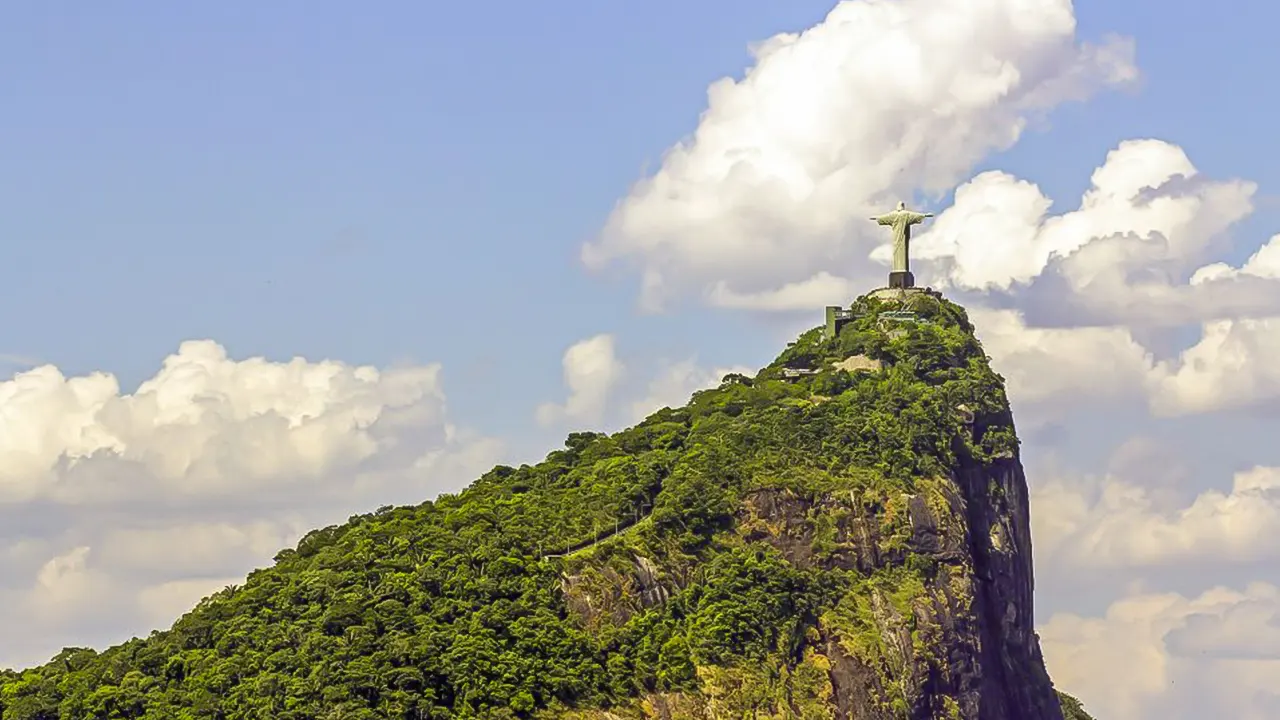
[780,367,820,381]
[824,306,855,340]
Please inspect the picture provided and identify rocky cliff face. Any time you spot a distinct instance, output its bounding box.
[552,294,1067,720]
[557,457,1060,720]
[956,460,1059,720]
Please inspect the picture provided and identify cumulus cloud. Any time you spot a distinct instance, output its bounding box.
[1040,583,1280,720]
[1151,317,1280,416]
[969,302,1280,419]
[707,272,856,312]
[23,546,102,623]
[0,341,502,669]
[136,577,246,628]
[0,340,464,505]
[970,307,1156,412]
[1032,466,1280,571]
[911,140,1255,290]
[584,0,1136,311]
[95,519,310,579]
[906,139,1280,329]
[1190,233,1280,284]
[629,358,755,422]
[535,334,625,428]
[1165,596,1280,661]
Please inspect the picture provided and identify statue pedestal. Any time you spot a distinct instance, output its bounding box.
[888,271,914,289]
[869,286,927,302]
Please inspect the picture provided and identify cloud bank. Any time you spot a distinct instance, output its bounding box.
[584,0,1137,311]
[0,342,501,669]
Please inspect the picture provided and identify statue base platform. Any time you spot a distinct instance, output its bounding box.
[888,271,914,289]
[868,286,927,302]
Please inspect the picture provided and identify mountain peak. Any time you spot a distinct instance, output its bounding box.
[0,293,1095,720]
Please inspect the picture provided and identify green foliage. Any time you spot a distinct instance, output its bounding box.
[0,294,1022,720]
[1058,690,1098,720]
[684,546,829,666]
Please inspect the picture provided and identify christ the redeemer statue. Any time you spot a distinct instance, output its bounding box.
[871,201,933,289]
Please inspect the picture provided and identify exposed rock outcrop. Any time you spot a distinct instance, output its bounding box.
[559,450,1060,720]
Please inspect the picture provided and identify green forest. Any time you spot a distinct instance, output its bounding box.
[0,293,1095,720]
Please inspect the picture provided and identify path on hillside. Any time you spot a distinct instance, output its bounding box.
[540,511,651,561]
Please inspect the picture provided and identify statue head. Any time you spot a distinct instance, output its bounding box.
[896,201,906,210]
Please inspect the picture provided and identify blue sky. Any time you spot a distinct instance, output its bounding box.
[5,2,1280,716]
[3,2,827,438]
[5,1,1277,441]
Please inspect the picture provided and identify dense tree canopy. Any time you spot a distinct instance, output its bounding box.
[0,294,1089,719]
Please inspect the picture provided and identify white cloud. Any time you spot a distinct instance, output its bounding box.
[1041,583,1280,720]
[969,302,1280,419]
[0,340,502,669]
[96,519,310,577]
[1033,466,1280,570]
[136,577,243,628]
[0,340,459,505]
[24,546,101,621]
[707,272,856,312]
[629,358,755,422]
[1151,317,1280,416]
[970,307,1156,411]
[902,139,1280,330]
[535,334,625,427]
[584,0,1136,311]
[1191,233,1280,284]
[911,139,1256,292]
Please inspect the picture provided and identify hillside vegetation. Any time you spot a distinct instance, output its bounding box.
[0,292,1095,720]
